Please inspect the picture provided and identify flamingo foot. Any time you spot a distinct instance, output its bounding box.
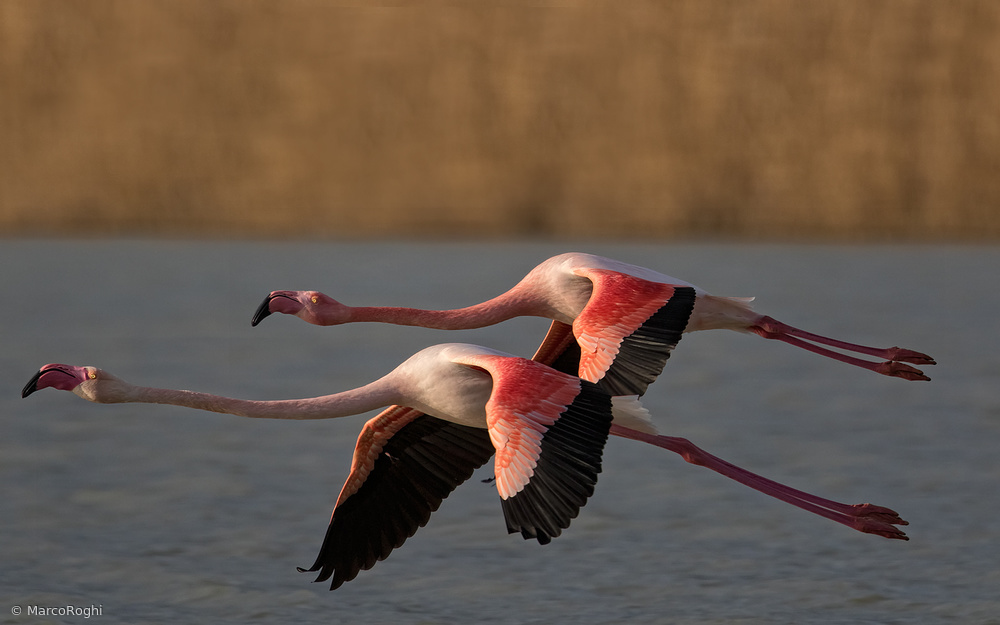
[849,505,910,540]
[874,360,931,381]
[846,502,909,539]
[883,347,936,366]
[845,502,908,525]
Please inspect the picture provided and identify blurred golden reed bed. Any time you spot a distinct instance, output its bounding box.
[2,1,998,239]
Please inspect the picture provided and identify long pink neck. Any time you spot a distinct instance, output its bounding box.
[344,285,543,330]
[125,379,397,421]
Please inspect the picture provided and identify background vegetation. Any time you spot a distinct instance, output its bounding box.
[2,1,997,239]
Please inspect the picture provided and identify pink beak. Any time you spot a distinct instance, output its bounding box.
[251,291,304,327]
[22,364,88,398]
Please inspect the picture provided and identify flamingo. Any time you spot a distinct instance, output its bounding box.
[23,352,909,590]
[22,343,619,588]
[252,252,935,395]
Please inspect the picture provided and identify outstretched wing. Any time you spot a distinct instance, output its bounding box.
[474,356,613,545]
[572,269,696,396]
[299,405,495,590]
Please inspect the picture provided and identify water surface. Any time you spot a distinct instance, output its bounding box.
[3,240,998,624]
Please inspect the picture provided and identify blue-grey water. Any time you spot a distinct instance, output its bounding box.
[2,240,998,624]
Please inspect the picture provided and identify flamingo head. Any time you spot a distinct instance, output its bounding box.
[251,290,349,327]
[22,363,129,403]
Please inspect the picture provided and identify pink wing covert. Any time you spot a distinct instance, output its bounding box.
[572,268,696,395]
[481,357,582,499]
[468,354,614,544]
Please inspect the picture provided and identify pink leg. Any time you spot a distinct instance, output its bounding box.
[750,316,935,381]
[610,425,909,540]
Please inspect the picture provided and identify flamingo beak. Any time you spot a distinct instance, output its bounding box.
[251,292,301,327]
[22,364,88,398]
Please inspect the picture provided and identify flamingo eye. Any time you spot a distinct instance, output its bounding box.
[88,370,97,380]
[311,296,319,304]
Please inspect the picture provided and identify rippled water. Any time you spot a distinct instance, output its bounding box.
[3,240,998,624]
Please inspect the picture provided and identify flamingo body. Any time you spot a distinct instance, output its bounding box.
[252,252,935,386]
[23,344,616,588]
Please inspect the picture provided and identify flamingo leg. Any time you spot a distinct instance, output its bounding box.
[609,425,909,540]
[750,316,934,381]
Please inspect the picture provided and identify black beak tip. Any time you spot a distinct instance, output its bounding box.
[22,370,42,398]
[251,296,274,327]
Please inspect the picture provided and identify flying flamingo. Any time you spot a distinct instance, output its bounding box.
[22,343,619,588]
[252,252,935,396]
[24,351,909,589]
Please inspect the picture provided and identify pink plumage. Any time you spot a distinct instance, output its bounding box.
[23,343,616,586]
[252,251,935,390]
